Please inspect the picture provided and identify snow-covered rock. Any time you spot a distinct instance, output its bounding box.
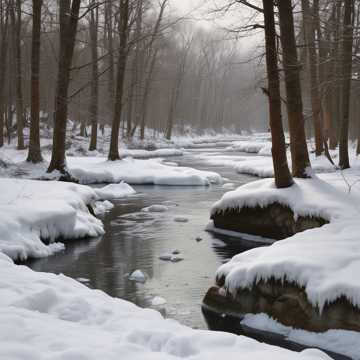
[214,172,360,314]
[128,270,146,283]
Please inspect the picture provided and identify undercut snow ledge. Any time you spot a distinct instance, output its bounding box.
[0,178,106,261]
[214,173,360,312]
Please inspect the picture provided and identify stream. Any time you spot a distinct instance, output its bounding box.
[27,145,265,329]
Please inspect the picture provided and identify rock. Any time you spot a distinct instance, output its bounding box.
[159,254,184,263]
[196,237,203,242]
[172,249,180,255]
[211,202,328,240]
[151,296,167,306]
[128,270,146,283]
[202,279,360,333]
[174,216,189,223]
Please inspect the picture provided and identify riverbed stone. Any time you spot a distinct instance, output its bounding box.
[203,279,360,333]
[211,202,328,240]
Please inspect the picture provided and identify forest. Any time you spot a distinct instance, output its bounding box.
[1,1,360,360]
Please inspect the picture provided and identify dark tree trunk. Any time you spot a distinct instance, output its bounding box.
[339,0,354,169]
[278,0,311,178]
[47,0,81,174]
[301,0,323,156]
[27,0,43,163]
[88,1,98,151]
[263,0,293,188]
[0,3,9,148]
[108,0,129,161]
[10,0,25,149]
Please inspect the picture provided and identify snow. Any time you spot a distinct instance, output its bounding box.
[93,181,136,200]
[0,254,330,360]
[159,254,184,263]
[242,313,360,360]
[214,172,360,312]
[68,157,222,186]
[93,200,114,215]
[0,178,105,261]
[151,296,167,306]
[142,204,169,213]
[226,141,272,154]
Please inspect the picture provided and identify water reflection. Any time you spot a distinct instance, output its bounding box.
[26,149,264,328]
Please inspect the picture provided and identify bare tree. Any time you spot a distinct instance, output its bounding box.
[278,0,311,178]
[108,0,130,161]
[48,0,81,175]
[263,0,293,188]
[339,0,354,169]
[88,0,99,151]
[27,0,43,163]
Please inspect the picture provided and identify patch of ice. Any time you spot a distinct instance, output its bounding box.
[174,216,189,223]
[142,204,169,213]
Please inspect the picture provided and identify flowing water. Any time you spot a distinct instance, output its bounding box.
[27,146,265,329]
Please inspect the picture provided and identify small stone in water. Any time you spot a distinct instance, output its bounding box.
[151,296,167,306]
[128,270,146,283]
[174,216,189,223]
[172,249,180,255]
[196,237,203,242]
[76,277,90,283]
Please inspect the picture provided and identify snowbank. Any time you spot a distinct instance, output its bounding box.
[69,157,222,186]
[226,141,272,154]
[242,313,360,360]
[0,254,330,360]
[215,172,360,312]
[0,178,136,261]
[0,178,105,260]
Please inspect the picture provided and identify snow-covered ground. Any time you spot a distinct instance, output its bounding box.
[0,149,222,186]
[0,131,353,359]
[0,253,330,360]
[242,313,360,360]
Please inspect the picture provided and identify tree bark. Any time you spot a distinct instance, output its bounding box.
[88,1,98,151]
[27,0,43,163]
[263,0,293,188]
[47,0,81,174]
[278,0,311,178]
[301,0,323,156]
[0,3,9,148]
[108,0,129,161]
[339,0,354,169]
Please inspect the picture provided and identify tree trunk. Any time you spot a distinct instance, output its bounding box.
[27,0,43,163]
[263,0,293,188]
[278,0,311,178]
[47,0,81,174]
[9,0,25,149]
[301,0,323,156]
[88,1,98,151]
[339,0,354,169]
[108,0,129,161]
[0,4,9,148]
